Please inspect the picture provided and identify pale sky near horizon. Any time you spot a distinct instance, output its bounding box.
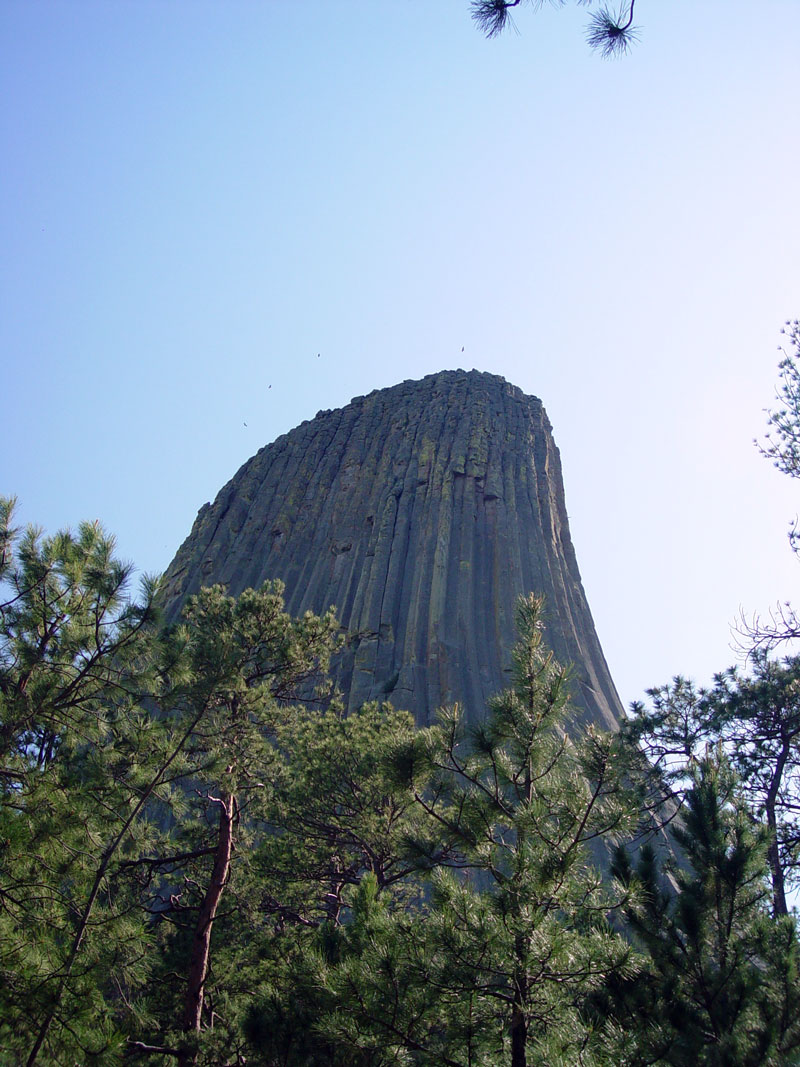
[2,0,799,710]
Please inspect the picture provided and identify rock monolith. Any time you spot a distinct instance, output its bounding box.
[160,370,623,729]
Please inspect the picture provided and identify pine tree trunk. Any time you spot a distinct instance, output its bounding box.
[510,933,528,1067]
[766,814,788,917]
[178,791,235,1067]
[510,770,532,1067]
[766,739,790,917]
[510,1001,527,1067]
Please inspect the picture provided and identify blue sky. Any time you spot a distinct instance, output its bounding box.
[2,0,799,708]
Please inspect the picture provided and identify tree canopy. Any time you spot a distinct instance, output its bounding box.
[2,496,798,1065]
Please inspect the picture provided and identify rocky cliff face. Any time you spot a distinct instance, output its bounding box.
[160,370,623,730]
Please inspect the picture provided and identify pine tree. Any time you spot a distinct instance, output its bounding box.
[259,701,426,919]
[0,498,178,1065]
[128,582,342,1067]
[231,701,433,1066]
[0,500,345,1066]
[604,756,800,1066]
[625,652,800,917]
[311,594,637,1066]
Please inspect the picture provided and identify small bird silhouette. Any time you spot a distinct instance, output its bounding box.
[461,346,464,352]
[243,421,248,427]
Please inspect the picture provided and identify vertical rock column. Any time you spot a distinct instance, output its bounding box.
[160,370,622,730]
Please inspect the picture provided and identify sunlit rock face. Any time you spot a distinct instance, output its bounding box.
[160,370,623,730]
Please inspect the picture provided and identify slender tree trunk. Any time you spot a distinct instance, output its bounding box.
[508,763,532,1067]
[178,791,235,1067]
[25,863,107,1067]
[510,999,527,1067]
[765,739,790,917]
[766,820,788,916]
[510,932,528,1067]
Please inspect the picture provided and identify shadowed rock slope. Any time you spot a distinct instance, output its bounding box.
[160,370,623,730]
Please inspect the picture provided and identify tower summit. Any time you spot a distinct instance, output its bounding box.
[160,370,622,730]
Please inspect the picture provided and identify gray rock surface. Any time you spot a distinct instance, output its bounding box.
[159,370,624,730]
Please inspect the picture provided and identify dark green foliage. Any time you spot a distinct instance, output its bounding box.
[0,498,171,1065]
[258,701,424,918]
[0,495,159,770]
[309,595,637,1067]
[602,757,800,1065]
[0,499,346,1066]
[626,651,800,916]
[4,498,799,1066]
[126,583,342,1066]
[182,700,428,1067]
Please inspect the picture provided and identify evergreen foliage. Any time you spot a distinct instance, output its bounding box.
[3,498,799,1066]
[0,497,171,1065]
[625,651,800,917]
[603,756,800,1065]
[307,595,637,1067]
[125,582,342,1066]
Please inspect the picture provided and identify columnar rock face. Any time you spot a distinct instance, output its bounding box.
[160,370,623,730]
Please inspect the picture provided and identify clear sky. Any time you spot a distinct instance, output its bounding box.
[2,0,799,709]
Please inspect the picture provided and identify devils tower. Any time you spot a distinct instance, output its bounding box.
[160,370,623,730]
